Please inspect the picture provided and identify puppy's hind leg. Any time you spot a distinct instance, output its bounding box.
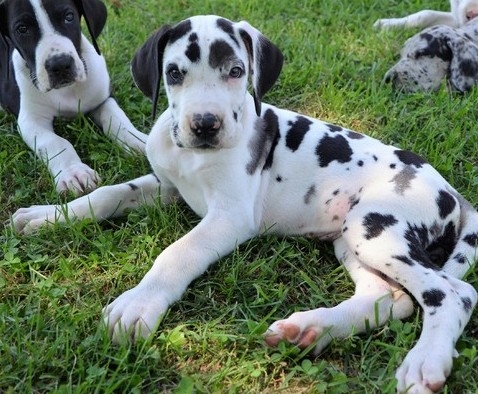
[264,236,414,353]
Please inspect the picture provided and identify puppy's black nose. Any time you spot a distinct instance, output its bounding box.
[45,54,75,75]
[190,112,222,137]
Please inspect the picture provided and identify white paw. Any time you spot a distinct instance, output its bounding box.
[12,205,61,234]
[55,163,100,195]
[373,18,397,29]
[264,310,332,353]
[395,344,454,393]
[102,284,170,342]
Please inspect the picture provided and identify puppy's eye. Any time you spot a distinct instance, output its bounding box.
[64,11,75,23]
[15,24,28,35]
[167,67,183,82]
[229,66,243,78]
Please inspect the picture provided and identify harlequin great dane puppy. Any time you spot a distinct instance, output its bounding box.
[12,15,478,394]
[384,18,478,92]
[0,0,147,195]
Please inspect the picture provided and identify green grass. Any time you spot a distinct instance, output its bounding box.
[1,0,478,392]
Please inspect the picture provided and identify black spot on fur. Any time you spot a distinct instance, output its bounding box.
[393,255,415,266]
[436,190,456,219]
[391,166,417,195]
[363,213,398,240]
[394,150,427,168]
[316,134,353,167]
[327,123,343,132]
[453,253,466,264]
[169,19,192,44]
[246,109,280,174]
[422,289,446,307]
[209,40,235,69]
[347,131,364,139]
[416,32,452,62]
[276,175,282,182]
[426,222,457,266]
[285,116,313,152]
[186,42,200,62]
[463,233,478,247]
[357,160,364,167]
[459,58,478,77]
[127,182,138,191]
[462,297,473,313]
[304,185,316,204]
[216,18,240,47]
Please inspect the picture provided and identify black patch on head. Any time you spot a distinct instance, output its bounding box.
[209,39,235,69]
[362,213,398,240]
[304,185,316,204]
[246,109,280,174]
[459,58,478,77]
[327,123,343,132]
[436,190,456,219]
[463,232,478,247]
[391,166,417,195]
[216,18,240,47]
[422,289,446,307]
[185,33,200,62]
[347,131,364,139]
[394,150,427,168]
[416,32,452,62]
[462,297,473,313]
[316,134,353,167]
[285,116,313,152]
[169,19,192,44]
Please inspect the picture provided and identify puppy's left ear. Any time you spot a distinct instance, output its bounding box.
[74,0,107,55]
[131,25,172,119]
[446,33,478,92]
[237,21,284,116]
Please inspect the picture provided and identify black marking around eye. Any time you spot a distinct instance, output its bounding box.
[216,18,240,47]
[316,134,353,167]
[394,150,427,168]
[422,288,446,307]
[362,212,398,240]
[246,109,280,175]
[209,39,235,69]
[285,116,313,152]
[436,190,456,219]
[169,19,193,44]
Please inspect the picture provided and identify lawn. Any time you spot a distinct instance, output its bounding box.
[1,0,477,392]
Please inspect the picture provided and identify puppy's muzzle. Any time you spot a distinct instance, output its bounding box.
[45,54,77,89]
[189,112,222,147]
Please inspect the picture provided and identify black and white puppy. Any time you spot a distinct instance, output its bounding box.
[384,18,478,92]
[0,0,147,195]
[13,15,478,394]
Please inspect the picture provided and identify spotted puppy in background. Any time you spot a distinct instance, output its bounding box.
[13,15,478,394]
[384,18,478,92]
[0,0,147,195]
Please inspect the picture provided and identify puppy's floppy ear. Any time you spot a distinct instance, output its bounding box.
[131,25,172,119]
[74,0,107,55]
[237,21,284,116]
[446,32,478,92]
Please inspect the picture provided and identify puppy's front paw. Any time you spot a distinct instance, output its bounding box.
[55,163,100,195]
[395,343,454,394]
[12,205,61,234]
[373,18,398,29]
[102,284,170,342]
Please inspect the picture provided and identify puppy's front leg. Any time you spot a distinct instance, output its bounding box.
[18,112,100,195]
[103,210,256,342]
[89,97,148,154]
[374,10,456,29]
